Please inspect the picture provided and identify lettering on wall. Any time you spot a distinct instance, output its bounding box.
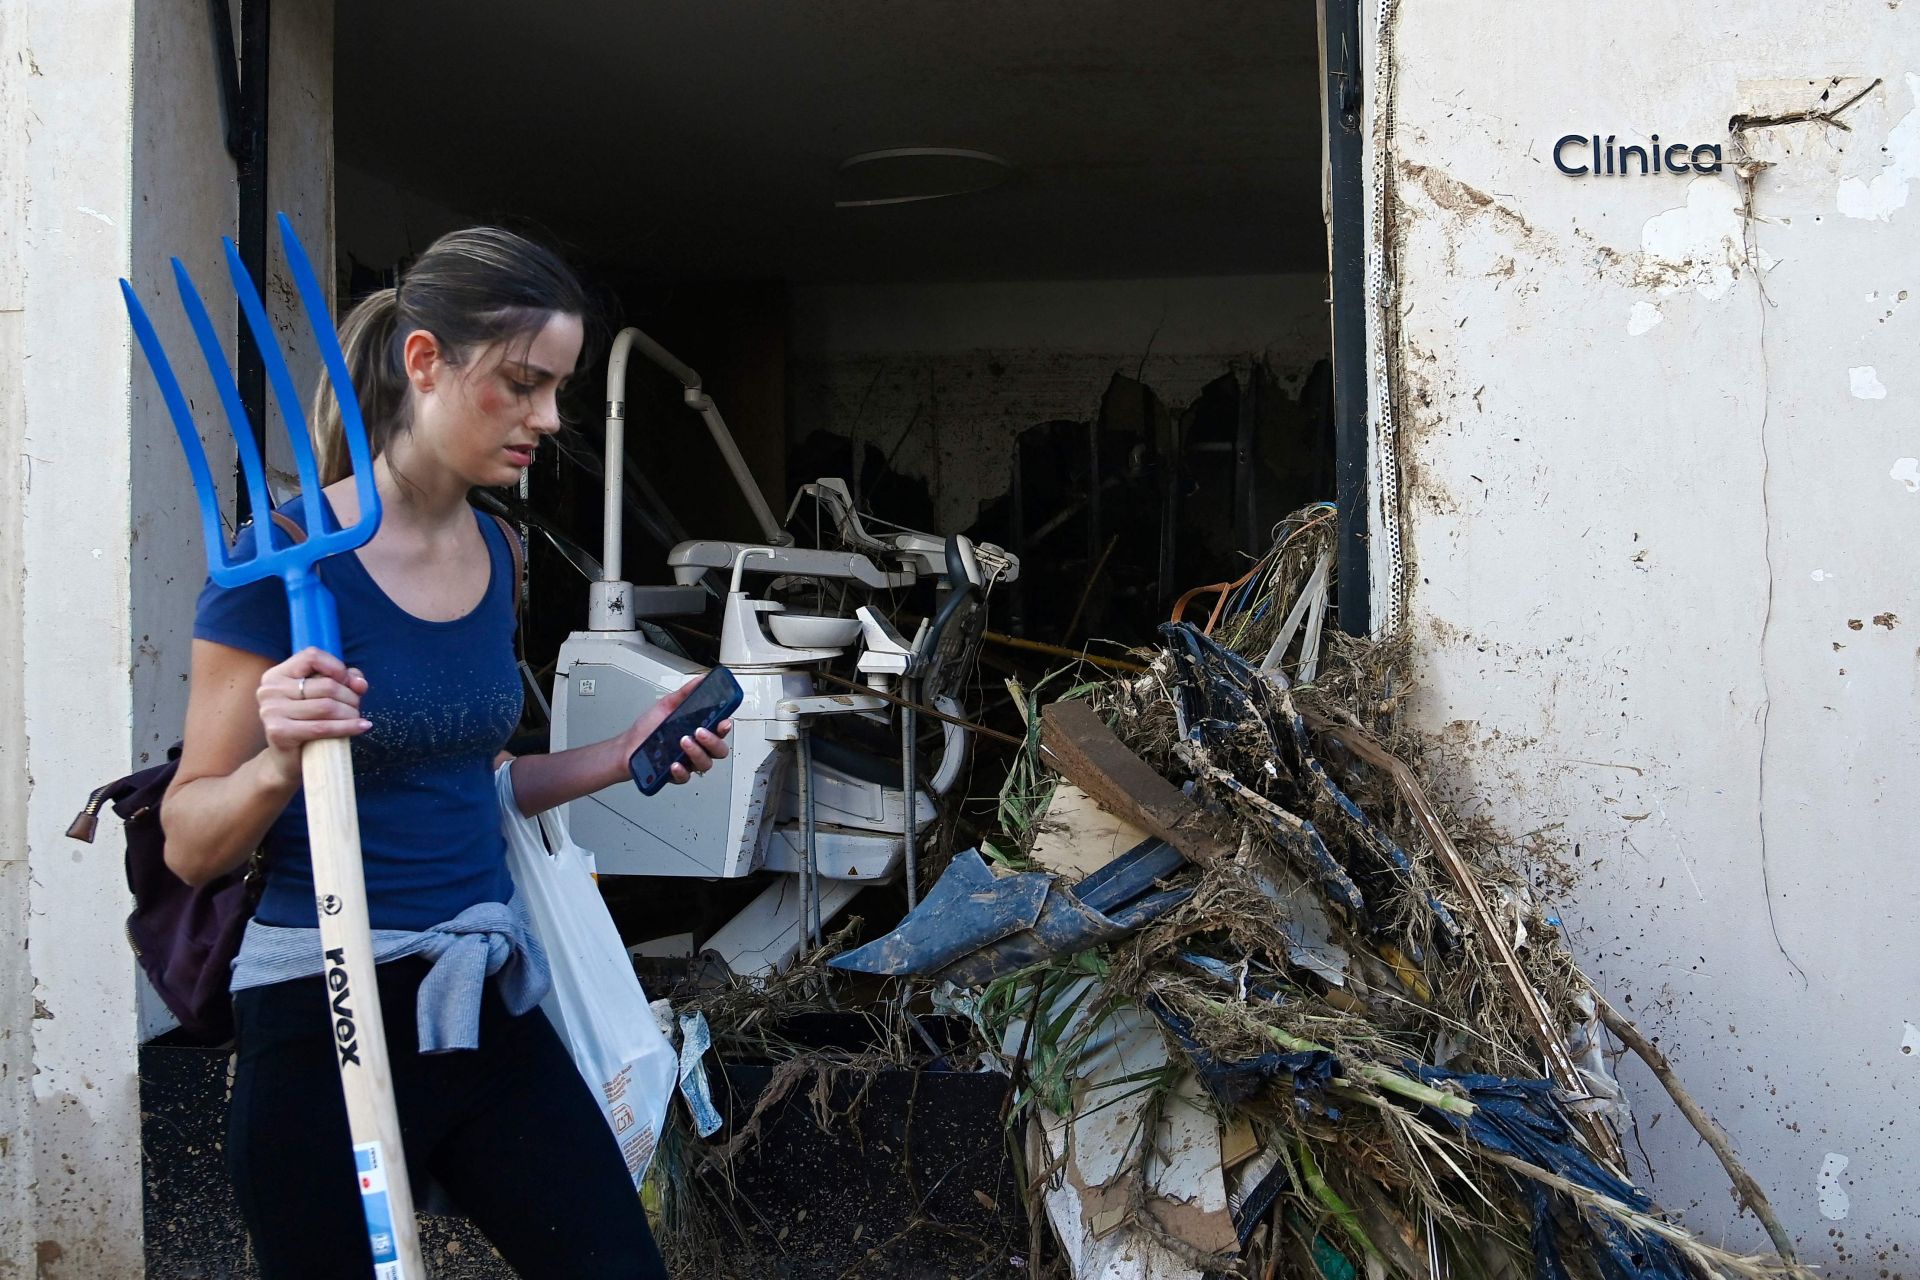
[1554,134,1723,176]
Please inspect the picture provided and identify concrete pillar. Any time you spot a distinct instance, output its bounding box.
[1,0,145,1272]
[2,0,333,1271]
[0,0,37,1258]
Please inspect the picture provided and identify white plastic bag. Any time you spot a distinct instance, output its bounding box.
[497,763,677,1188]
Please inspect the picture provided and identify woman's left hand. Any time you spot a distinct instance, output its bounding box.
[627,674,734,786]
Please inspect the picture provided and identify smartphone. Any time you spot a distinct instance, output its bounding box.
[627,667,744,796]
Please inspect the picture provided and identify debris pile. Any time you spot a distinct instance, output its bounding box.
[655,506,1805,1280]
[831,508,1805,1280]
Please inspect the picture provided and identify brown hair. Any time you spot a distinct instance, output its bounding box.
[314,227,590,483]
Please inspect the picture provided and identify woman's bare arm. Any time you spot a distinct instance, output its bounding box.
[161,640,369,886]
[505,674,729,817]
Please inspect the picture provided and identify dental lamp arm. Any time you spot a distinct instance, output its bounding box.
[621,326,703,390]
[605,326,788,557]
[693,396,789,547]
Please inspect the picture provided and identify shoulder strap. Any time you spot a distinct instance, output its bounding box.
[489,513,526,595]
[487,513,526,631]
[268,508,307,545]
[484,513,543,721]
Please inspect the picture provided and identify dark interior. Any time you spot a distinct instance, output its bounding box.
[332,1,1338,926]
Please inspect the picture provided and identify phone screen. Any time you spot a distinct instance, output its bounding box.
[627,667,744,796]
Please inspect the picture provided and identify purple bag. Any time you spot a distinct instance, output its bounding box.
[65,509,308,1042]
[69,745,263,1042]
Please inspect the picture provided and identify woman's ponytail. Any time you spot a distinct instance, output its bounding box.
[315,286,404,484]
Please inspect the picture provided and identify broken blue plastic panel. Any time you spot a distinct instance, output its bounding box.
[1074,837,1185,913]
[830,842,1192,987]
[830,849,1049,978]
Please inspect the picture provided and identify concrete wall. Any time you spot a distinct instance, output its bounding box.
[0,2,37,1270]
[2,1,145,1272]
[126,0,241,1046]
[2,0,334,1271]
[791,274,1329,529]
[1376,2,1919,1268]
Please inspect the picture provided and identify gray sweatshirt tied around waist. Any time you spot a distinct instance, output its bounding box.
[229,898,550,1053]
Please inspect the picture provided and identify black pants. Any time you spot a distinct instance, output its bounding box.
[229,958,668,1279]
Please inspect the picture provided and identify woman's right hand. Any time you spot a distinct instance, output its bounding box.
[257,647,371,781]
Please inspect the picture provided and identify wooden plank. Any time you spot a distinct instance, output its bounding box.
[1038,701,1234,868]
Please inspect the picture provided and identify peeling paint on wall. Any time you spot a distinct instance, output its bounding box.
[1638,177,1762,301]
[789,276,1330,531]
[1627,300,1664,336]
[790,350,1306,532]
[1837,73,1919,221]
[1850,366,1888,399]
[1818,1152,1852,1220]
[1890,457,1920,492]
[1900,1021,1919,1057]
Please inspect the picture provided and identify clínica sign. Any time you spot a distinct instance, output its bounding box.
[1554,133,1724,176]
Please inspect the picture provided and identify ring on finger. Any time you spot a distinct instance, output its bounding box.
[297,677,308,700]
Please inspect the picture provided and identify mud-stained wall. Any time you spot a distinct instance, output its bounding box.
[1379,3,1919,1269]
[0,0,34,1268]
[790,276,1329,531]
[4,1,146,1273]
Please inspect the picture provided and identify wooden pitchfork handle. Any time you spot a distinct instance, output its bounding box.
[261,509,423,1270]
[304,736,423,1274]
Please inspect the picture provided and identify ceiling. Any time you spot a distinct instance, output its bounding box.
[334,1,1326,283]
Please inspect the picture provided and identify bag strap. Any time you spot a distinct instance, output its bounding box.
[486,512,526,630]
[482,511,549,726]
[267,508,307,546]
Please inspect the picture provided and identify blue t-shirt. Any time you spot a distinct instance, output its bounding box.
[193,503,522,930]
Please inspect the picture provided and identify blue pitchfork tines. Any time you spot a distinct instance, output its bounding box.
[119,212,381,659]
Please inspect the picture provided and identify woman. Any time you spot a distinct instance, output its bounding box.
[163,227,723,1278]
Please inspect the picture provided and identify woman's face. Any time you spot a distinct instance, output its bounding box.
[406,311,585,490]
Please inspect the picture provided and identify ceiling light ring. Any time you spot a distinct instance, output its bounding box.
[834,147,1016,208]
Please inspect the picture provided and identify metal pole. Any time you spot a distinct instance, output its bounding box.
[1085,416,1103,635]
[211,0,271,521]
[602,331,634,583]
[796,726,819,950]
[1324,0,1373,634]
[695,399,787,547]
[901,682,919,910]
[1233,365,1259,557]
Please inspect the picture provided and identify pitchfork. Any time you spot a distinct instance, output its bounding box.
[121,213,424,1278]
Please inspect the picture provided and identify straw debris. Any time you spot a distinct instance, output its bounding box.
[953,506,1810,1280]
